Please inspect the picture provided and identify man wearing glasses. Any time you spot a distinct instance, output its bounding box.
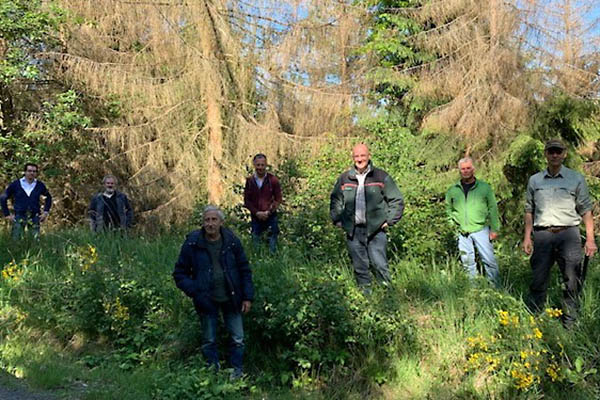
[522,139,596,327]
[0,163,52,239]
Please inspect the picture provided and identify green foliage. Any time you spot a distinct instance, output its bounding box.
[360,0,439,128]
[153,356,252,400]
[531,94,600,147]
[0,0,61,84]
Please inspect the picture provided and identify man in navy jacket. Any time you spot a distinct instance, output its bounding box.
[173,205,254,378]
[1,163,52,238]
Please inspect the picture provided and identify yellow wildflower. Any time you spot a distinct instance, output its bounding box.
[1,261,23,282]
[533,328,543,339]
[545,308,563,318]
[498,310,510,326]
[547,363,561,382]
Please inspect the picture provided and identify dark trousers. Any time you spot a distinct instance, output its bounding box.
[528,226,582,322]
[346,225,390,287]
[251,213,279,253]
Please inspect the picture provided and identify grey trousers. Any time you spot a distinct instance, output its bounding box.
[346,225,390,286]
[528,226,582,322]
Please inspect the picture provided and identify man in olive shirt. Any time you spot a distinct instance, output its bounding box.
[446,157,501,286]
[173,206,254,377]
[522,139,597,326]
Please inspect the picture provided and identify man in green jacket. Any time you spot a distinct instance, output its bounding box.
[445,157,500,286]
[330,143,404,289]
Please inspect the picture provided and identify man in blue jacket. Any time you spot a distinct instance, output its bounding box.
[173,205,254,378]
[1,163,52,239]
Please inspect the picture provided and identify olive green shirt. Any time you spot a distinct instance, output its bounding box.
[525,166,593,227]
[206,237,228,303]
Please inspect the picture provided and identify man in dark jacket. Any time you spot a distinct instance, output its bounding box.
[330,144,404,289]
[1,163,52,239]
[243,153,282,252]
[88,175,133,232]
[173,205,254,378]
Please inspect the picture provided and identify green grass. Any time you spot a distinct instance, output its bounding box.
[1,226,600,399]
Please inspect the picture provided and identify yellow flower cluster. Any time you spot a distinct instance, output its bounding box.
[1,260,23,282]
[79,244,98,271]
[511,364,540,390]
[545,308,563,318]
[467,335,489,351]
[498,310,519,327]
[465,309,567,391]
[546,362,561,382]
[103,296,130,325]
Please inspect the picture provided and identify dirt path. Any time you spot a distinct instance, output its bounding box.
[0,372,56,400]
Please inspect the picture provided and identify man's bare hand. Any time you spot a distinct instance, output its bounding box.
[522,237,533,255]
[4,215,15,223]
[40,211,49,223]
[489,231,498,241]
[241,301,252,314]
[585,238,597,257]
[381,222,389,231]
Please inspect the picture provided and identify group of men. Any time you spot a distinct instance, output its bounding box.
[0,164,133,238]
[2,139,596,376]
[445,139,596,328]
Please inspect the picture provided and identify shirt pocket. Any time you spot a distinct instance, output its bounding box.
[555,187,577,212]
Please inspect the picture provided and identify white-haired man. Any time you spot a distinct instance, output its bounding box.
[88,175,133,232]
[173,205,254,378]
[445,157,501,286]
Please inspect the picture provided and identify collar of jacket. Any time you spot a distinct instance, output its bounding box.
[348,161,374,179]
[250,172,272,187]
[453,178,479,189]
[100,190,124,198]
[189,227,235,249]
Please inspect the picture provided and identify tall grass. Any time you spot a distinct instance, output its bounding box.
[1,226,599,399]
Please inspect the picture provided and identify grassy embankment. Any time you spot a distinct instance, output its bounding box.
[1,224,599,399]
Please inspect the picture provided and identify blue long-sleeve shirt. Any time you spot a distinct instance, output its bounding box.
[0,179,52,216]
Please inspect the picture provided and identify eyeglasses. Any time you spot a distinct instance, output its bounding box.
[25,169,38,173]
[546,148,564,155]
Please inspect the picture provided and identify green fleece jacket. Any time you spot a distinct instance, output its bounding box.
[445,179,500,234]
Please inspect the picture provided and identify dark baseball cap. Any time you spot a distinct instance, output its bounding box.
[544,139,566,151]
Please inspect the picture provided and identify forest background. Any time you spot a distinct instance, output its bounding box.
[1,0,600,399]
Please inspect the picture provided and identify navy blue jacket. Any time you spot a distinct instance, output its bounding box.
[173,227,254,314]
[88,191,133,231]
[1,179,52,216]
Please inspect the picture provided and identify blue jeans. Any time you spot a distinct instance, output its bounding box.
[251,213,279,253]
[346,225,390,287]
[458,227,499,286]
[12,213,40,240]
[201,301,245,374]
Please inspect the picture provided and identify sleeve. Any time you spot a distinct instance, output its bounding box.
[172,241,197,298]
[329,175,344,224]
[383,174,404,226]
[445,188,456,227]
[524,177,535,214]
[0,182,14,216]
[270,175,283,212]
[124,195,134,228]
[486,184,501,232]
[42,184,52,213]
[243,178,258,216]
[234,237,254,302]
[575,176,593,215]
[88,195,98,231]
